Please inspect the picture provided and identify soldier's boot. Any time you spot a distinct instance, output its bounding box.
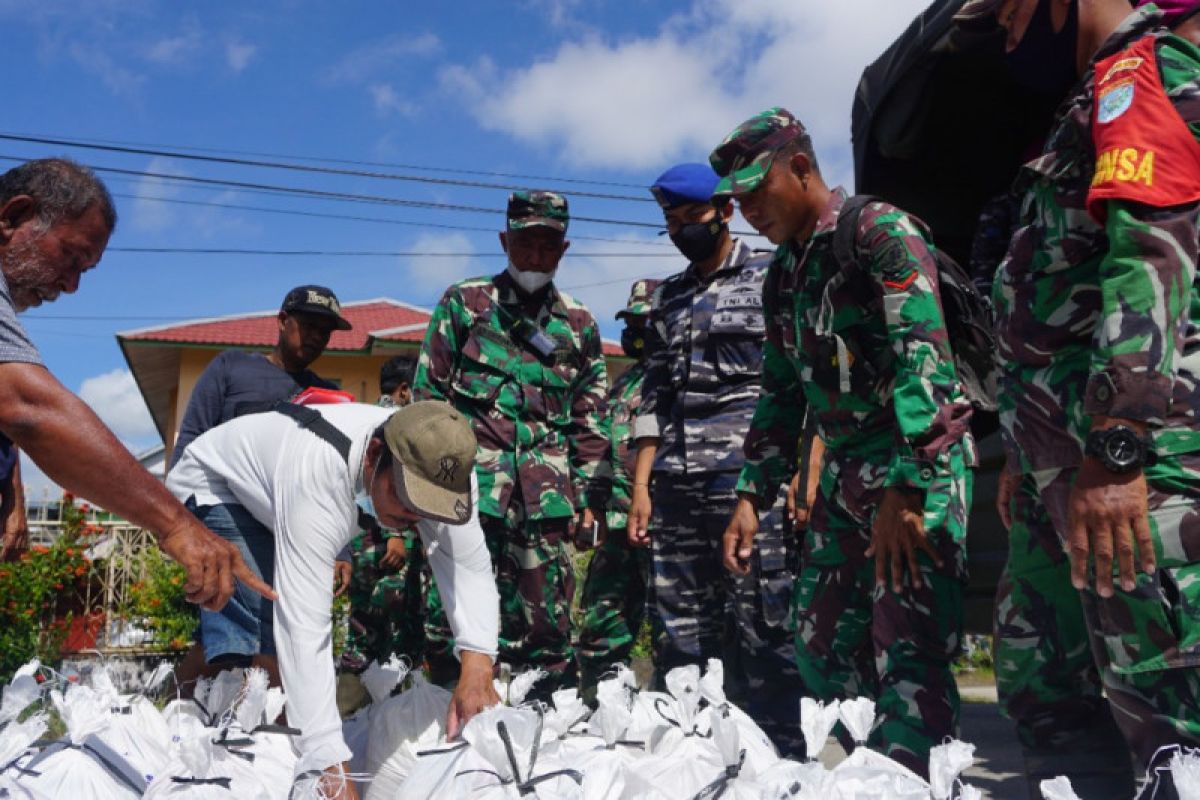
[1020,714,1136,800]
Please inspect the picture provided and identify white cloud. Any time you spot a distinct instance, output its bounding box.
[68,42,145,98]
[129,156,187,232]
[77,368,158,445]
[324,33,441,85]
[225,39,257,72]
[369,83,416,117]
[441,0,931,183]
[144,26,204,66]
[401,232,486,302]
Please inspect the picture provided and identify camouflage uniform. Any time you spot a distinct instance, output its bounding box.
[961,4,1200,777]
[339,510,428,672]
[633,238,802,755]
[577,280,659,694]
[713,108,977,777]
[413,191,608,693]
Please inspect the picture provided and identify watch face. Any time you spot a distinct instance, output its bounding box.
[1104,430,1142,469]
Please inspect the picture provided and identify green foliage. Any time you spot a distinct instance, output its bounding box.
[0,494,94,683]
[123,547,198,652]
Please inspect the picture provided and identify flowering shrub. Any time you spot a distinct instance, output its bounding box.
[0,494,95,682]
[123,547,198,652]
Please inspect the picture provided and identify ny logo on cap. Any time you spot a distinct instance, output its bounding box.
[436,456,459,484]
[305,290,341,314]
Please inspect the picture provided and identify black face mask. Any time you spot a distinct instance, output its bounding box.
[669,216,726,263]
[1004,0,1080,99]
[620,326,645,359]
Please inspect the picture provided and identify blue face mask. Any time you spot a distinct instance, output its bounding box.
[356,493,379,521]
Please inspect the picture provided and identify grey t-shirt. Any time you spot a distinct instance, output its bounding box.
[0,270,42,366]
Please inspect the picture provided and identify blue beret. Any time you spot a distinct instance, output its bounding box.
[650,163,720,209]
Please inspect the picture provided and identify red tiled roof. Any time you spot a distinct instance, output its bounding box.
[119,299,430,352]
[119,297,626,357]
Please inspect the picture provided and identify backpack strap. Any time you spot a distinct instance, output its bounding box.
[830,194,876,280]
[273,402,352,464]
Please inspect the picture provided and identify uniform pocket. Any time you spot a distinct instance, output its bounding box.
[1096,564,1200,675]
[451,329,512,404]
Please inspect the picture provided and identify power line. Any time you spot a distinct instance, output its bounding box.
[107,247,676,257]
[0,156,670,230]
[22,269,684,323]
[0,154,762,238]
[0,132,654,203]
[3,130,649,190]
[106,192,676,247]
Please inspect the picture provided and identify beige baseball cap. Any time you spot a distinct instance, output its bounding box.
[382,400,477,525]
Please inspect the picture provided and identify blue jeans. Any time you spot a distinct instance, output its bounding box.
[185,498,276,661]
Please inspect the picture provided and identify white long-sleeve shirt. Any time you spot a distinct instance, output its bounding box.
[166,403,499,775]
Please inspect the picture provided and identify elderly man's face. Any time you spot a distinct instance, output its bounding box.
[500,226,569,274]
[2,205,110,312]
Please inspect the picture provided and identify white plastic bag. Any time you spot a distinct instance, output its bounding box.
[827,746,929,800]
[365,670,452,774]
[1039,775,1082,800]
[799,697,841,763]
[928,739,975,800]
[1171,748,1200,800]
[836,697,875,746]
[360,656,410,705]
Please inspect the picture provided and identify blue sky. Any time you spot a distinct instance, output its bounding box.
[6,0,932,495]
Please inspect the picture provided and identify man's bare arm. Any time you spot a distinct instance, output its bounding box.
[0,361,275,608]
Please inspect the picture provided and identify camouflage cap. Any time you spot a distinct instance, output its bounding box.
[952,0,1004,30]
[615,278,661,320]
[507,190,569,233]
[383,400,478,525]
[709,107,807,197]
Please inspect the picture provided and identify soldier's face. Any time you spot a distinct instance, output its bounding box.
[734,155,810,245]
[662,202,719,237]
[501,227,569,273]
[0,203,110,312]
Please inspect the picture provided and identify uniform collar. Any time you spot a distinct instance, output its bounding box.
[810,186,850,239]
[683,238,754,283]
[495,268,569,317]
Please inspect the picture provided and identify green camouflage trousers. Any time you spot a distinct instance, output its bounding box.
[795,444,971,779]
[425,502,577,698]
[340,524,427,673]
[576,527,652,694]
[1030,454,1200,771]
[994,473,1136,797]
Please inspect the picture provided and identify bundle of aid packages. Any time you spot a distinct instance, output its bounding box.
[2,657,1198,798]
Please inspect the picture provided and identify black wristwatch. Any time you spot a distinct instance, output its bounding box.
[1084,425,1157,473]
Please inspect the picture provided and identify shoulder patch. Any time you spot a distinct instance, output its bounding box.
[876,239,914,290]
[1097,79,1135,124]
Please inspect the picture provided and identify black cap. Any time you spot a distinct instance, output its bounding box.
[280,285,352,331]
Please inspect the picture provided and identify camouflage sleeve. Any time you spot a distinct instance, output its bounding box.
[861,207,972,491]
[736,259,806,504]
[569,318,610,511]
[412,286,467,402]
[1083,39,1200,423]
[632,283,670,440]
[1083,200,1200,422]
[589,388,617,511]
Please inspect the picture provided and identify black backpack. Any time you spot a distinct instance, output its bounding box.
[831,194,1000,422]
